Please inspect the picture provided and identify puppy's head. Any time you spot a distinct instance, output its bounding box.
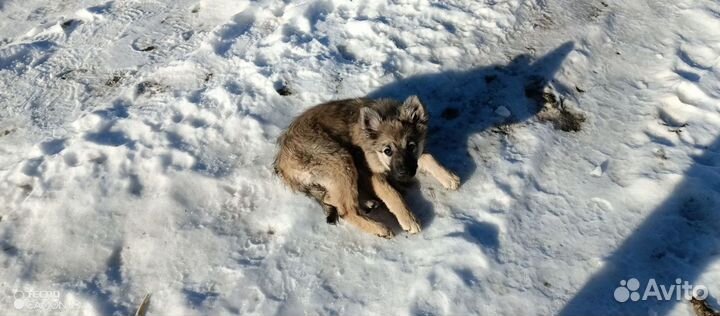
[359,95,429,182]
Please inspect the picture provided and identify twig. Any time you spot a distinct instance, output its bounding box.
[135,293,151,316]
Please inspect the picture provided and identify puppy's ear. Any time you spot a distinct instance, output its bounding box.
[359,106,382,138]
[399,95,428,124]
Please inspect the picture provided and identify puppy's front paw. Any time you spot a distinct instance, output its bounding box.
[399,215,421,234]
[406,219,422,234]
[377,226,395,239]
[440,171,461,190]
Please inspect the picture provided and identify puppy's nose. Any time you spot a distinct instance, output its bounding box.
[396,169,413,179]
[394,169,414,182]
[399,166,417,177]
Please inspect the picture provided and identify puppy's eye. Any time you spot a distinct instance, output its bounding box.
[383,146,393,156]
[408,142,417,152]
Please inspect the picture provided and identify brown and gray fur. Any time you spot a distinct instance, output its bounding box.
[274,96,460,238]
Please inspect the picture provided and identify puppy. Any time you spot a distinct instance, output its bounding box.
[274,96,460,237]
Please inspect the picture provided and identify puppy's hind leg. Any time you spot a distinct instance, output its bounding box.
[357,175,382,214]
[320,155,393,238]
[304,184,339,225]
[325,182,393,238]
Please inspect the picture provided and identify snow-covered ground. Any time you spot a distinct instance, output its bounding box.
[1,0,720,315]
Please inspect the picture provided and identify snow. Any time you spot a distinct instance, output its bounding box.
[1,0,720,315]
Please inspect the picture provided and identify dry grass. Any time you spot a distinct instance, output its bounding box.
[536,92,586,132]
[691,297,720,316]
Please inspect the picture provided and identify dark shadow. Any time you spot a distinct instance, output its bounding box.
[40,138,66,155]
[86,1,113,14]
[446,219,500,253]
[21,158,44,176]
[559,137,720,316]
[84,128,130,147]
[404,182,437,228]
[182,288,220,310]
[0,233,19,257]
[92,99,129,120]
[214,11,256,56]
[364,206,402,233]
[369,41,575,181]
[365,42,575,235]
[78,245,131,316]
[128,174,144,196]
[454,267,482,287]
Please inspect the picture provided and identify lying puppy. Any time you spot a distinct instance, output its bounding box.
[274,96,460,238]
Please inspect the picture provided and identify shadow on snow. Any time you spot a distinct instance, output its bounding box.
[559,136,720,316]
[365,42,575,235]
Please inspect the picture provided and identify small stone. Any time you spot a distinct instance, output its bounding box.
[495,106,511,117]
[276,86,292,96]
